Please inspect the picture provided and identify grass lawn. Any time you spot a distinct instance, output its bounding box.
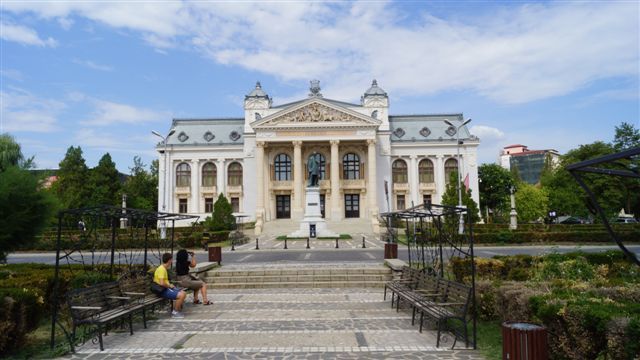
[476,320,502,360]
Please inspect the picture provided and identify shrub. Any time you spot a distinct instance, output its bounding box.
[209,230,230,243]
[0,288,44,356]
[475,280,499,321]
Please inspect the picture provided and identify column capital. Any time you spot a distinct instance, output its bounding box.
[330,140,340,146]
[366,139,376,146]
[292,140,303,147]
[256,141,266,148]
[410,155,418,159]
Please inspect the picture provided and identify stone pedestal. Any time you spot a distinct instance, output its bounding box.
[289,187,338,238]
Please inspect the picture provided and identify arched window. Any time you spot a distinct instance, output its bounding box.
[176,162,191,187]
[227,162,243,186]
[392,159,408,183]
[343,153,360,180]
[445,158,458,184]
[308,153,326,180]
[419,159,434,183]
[274,153,292,181]
[202,162,217,187]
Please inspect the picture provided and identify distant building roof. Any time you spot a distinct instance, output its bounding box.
[388,114,476,143]
[504,144,527,149]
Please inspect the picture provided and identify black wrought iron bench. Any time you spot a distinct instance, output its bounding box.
[66,281,135,351]
[414,279,473,348]
[118,271,167,325]
[384,266,422,305]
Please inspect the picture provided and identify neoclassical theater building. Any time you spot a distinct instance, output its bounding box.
[156,80,480,235]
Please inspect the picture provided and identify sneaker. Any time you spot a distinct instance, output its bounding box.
[171,311,184,318]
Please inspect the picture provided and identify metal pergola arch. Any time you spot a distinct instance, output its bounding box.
[49,205,199,351]
[566,146,640,266]
[381,202,477,349]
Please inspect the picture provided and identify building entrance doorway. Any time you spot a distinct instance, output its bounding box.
[344,194,360,218]
[276,195,291,219]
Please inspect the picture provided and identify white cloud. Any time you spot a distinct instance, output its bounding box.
[0,22,57,47]
[73,128,157,157]
[72,58,113,72]
[2,2,638,104]
[80,99,168,126]
[470,125,505,141]
[0,88,65,133]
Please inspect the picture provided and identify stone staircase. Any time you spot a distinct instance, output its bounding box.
[260,218,375,239]
[204,263,392,289]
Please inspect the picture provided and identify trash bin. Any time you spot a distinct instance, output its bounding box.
[384,243,398,259]
[502,322,548,360]
[208,243,221,264]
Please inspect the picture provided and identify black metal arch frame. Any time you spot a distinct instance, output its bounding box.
[49,205,199,351]
[381,202,477,349]
[566,147,640,266]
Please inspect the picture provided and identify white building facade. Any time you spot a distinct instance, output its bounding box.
[156,81,480,234]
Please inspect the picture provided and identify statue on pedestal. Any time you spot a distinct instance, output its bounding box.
[308,153,320,187]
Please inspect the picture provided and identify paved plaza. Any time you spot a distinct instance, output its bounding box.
[64,269,483,359]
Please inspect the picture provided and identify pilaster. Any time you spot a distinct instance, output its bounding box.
[367,139,379,233]
[409,155,419,208]
[255,141,265,235]
[190,159,199,213]
[330,140,341,220]
[216,159,226,198]
[292,141,303,219]
[435,155,445,204]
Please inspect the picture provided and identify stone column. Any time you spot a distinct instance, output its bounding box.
[330,140,341,220]
[216,159,226,197]
[409,155,419,208]
[292,140,303,219]
[190,159,200,213]
[255,142,265,235]
[435,155,445,204]
[367,139,379,233]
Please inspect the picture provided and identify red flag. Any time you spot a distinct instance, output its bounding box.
[463,173,470,191]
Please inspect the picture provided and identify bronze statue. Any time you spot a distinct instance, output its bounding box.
[308,153,320,187]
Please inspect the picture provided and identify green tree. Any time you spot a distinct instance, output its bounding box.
[122,156,157,211]
[542,141,622,219]
[515,183,549,223]
[441,172,480,224]
[87,153,121,206]
[612,121,640,151]
[0,136,55,261]
[52,146,90,209]
[208,193,235,231]
[478,163,515,223]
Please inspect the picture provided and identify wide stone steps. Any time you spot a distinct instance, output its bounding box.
[205,265,392,289]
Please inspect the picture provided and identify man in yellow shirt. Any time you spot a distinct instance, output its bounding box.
[154,253,187,318]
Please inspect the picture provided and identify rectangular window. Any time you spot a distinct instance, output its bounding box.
[179,198,188,213]
[423,194,432,206]
[396,195,405,210]
[231,197,240,213]
[204,197,214,213]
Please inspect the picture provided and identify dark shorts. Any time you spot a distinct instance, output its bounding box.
[160,287,181,300]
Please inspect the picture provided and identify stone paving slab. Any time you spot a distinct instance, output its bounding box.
[66,285,482,359]
[66,350,484,359]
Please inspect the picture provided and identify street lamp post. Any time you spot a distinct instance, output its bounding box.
[444,118,471,234]
[152,129,175,239]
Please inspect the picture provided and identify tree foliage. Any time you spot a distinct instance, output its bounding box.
[542,141,622,219]
[612,121,640,151]
[52,146,90,209]
[87,153,121,206]
[441,172,480,224]
[515,183,549,223]
[122,156,157,211]
[478,163,515,223]
[205,193,235,231]
[0,135,55,261]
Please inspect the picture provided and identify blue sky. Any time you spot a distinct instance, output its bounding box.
[1,1,638,173]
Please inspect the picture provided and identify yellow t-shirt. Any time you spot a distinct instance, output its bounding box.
[153,265,169,286]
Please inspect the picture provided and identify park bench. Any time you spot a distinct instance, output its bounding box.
[118,271,166,327]
[383,267,473,348]
[67,281,136,351]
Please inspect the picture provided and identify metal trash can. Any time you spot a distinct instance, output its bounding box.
[384,243,398,259]
[502,322,548,360]
[208,244,221,265]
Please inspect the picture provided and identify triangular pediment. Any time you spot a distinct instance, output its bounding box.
[251,98,381,129]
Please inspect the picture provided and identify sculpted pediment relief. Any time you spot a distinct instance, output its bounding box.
[255,100,379,128]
